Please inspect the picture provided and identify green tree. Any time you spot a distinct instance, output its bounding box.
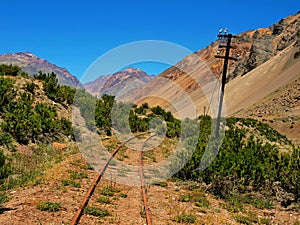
[25,82,37,94]
[0,64,22,76]
[95,94,115,135]
[43,72,59,100]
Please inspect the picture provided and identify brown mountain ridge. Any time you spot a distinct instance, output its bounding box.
[84,67,155,97]
[0,52,82,88]
[121,12,299,114]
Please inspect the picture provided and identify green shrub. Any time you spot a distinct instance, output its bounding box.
[172,116,300,200]
[178,192,210,209]
[0,76,73,144]
[221,194,246,213]
[84,207,110,218]
[34,71,75,105]
[101,189,114,196]
[120,193,128,198]
[25,82,37,94]
[152,181,168,187]
[37,201,61,212]
[234,215,255,225]
[70,171,88,180]
[179,193,192,202]
[95,94,115,135]
[100,185,120,197]
[0,64,22,76]
[173,214,196,223]
[248,197,274,209]
[234,215,251,225]
[97,196,111,204]
[2,99,72,144]
[61,179,81,188]
[223,194,273,212]
[194,197,210,208]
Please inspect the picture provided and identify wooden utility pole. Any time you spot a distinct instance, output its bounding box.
[214,30,237,138]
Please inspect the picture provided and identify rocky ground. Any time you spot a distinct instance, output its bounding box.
[0,141,299,225]
[236,77,300,146]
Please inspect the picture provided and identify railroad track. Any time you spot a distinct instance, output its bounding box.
[70,133,156,225]
[139,135,156,225]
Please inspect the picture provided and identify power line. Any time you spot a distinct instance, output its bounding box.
[207,62,222,116]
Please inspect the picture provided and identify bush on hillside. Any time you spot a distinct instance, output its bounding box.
[0,64,22,76]
[172,117,300,200]
[0,72,74,144]
[34,71,75,105]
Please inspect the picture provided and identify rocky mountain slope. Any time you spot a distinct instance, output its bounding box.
[84,67,154,97]
[160,11,300,83]
[0,52,82,88]
[235,76,300,145]
[121,12,300,121]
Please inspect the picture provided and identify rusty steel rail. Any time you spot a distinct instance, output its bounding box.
[70,134,143,225]
[139,135,156,225]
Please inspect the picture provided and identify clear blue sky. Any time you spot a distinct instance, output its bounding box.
[1,0,299,81]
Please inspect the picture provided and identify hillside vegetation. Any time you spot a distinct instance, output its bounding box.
[0,65,74,145]
[173,117,299,204]
[0,65,75,201]
[0,65,299,224]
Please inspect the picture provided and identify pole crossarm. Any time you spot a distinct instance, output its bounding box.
[218,45,237,49]
[215,55,238,61]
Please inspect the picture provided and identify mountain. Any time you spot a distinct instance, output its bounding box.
[121,12,300,118]
[84,67,155,97]
[159,11,300,83]
[0,52,82,88]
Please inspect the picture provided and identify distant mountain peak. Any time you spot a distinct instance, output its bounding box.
[84,67,154,97]
[124,67,142,73]
[0,52,82,88]
[121,67,151,77]
[12,52,39,58]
